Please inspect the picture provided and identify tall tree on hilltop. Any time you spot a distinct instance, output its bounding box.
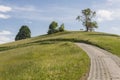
[76,8,98,32]
[15,25,31,41]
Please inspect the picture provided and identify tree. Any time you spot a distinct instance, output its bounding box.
[15,25,31,41]
[48,21,58,34]
[59,23,65,32]
[76,8,98,32]
[47,21,66,34]
[49,21,58,30]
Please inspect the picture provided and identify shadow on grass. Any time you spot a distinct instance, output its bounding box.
[0,40,57,52]
[87,33,119,37]
[0,38,106,52]
[0,43,32,52]
[30,38,103,49]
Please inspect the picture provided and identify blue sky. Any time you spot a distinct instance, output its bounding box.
[0,0,120,44]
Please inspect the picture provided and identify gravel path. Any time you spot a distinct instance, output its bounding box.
[76,43,120,80]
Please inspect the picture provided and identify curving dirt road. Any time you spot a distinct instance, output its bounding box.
[76,43,120,80]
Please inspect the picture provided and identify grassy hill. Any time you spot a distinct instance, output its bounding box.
[0,31,120,80]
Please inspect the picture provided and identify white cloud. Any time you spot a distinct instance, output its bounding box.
[97,9,120,22]
[0,36,11,44]
[0,30,12,35]
[107,0,120,3]
[0,5,12,19]
[0,14,10,19]
[111,27,119,31]
[0,5,12,12]
[14,6,37,12]
[97,10,113,22]
[112,9,120,19]
[0,30,13,44]
[110,27,120,35]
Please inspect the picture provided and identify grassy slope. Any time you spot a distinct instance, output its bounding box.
[5,31,119,56]
[0,31,119,79]
[27,31,120,56]
[0,42,90,80]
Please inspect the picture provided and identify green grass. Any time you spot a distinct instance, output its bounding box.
[0,31,119,80]
[0,42,90,80]
[25,31,120,57]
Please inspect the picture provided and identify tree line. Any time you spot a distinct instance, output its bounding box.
[15,21,65,41]
[15,8,98,41]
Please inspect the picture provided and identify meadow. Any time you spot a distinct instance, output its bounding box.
[0,42,90,80]
[30,31,120,56]
[0,31,120,79]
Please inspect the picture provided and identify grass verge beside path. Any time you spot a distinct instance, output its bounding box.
[0,42,90,80]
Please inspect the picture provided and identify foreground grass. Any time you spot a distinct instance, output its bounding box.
[0,42,90,80]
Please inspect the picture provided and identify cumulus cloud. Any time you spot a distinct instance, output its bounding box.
[14,6,37,12]
[111,27,119,31]
[107,0,120,3]
[0,30,12,35]
[0,13,10,19]
[0,30,13,44]
[110,27,120,35]
[0,5,12,19]
[112,9,120,19]
[97,10,113,22]
[97,9,120,22]
[0,36,12,44]
[0,5,12,12]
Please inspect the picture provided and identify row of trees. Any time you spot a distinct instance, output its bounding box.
[15,21,65,41]
[15,8,98,41]
[47,21,65,34]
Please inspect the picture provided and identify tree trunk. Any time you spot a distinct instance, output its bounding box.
[86,26,89,32]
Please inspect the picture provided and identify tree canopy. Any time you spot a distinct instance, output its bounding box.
[76,8,98,32]
[59,24,65,32]
[47,21,65,34]
[15,25,31,41]
[49,21,58,30]
[47,21,58,34]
